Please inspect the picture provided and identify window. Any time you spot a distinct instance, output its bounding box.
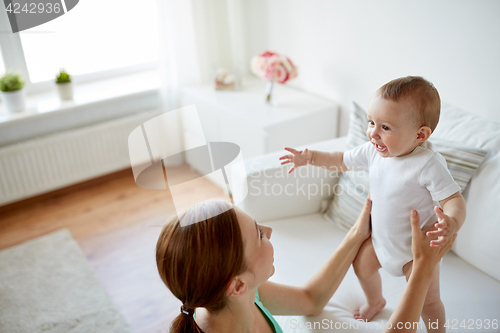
[18,0,159,83]
[0,47,4,75]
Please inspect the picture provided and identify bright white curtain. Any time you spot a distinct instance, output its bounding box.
[155,0,215,166]
[155,0,247,166]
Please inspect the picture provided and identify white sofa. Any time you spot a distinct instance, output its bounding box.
[235,104,500,332]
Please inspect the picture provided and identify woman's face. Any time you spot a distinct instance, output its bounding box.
[235,208,275,285]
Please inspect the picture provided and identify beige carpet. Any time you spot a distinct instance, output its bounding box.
[0,229,132,333]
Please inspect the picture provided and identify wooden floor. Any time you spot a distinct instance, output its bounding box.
[0,165,226,333]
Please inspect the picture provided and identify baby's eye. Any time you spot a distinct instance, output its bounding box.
[259,229,264,239]
[368,120,374,126]
[382,125,390,131]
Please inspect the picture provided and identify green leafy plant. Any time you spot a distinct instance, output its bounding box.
[0,71,25,92]
[55,68,71,84]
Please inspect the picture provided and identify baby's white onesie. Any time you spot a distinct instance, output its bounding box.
[343,141,460,276]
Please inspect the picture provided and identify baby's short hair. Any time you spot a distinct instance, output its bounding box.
[376,76,441,132]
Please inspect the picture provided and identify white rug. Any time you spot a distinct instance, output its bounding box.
[0,229,132,333]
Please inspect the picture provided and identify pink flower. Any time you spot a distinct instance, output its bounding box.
[251,57,267,78]
[250,51,298,84]
[270,64,288,83]
[282,57,297,80]
[260,51,279,58]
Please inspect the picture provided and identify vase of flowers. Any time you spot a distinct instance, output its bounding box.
[251,51,298,105]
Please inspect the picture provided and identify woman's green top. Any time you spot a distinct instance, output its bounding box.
[193,289,284,333]
[255,288,284,333]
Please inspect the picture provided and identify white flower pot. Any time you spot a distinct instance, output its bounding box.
[0,89,26,113]
[56,82,74,100]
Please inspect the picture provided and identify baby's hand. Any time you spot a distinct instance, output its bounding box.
[411,210,456,266]
[426,206,459,247]
[279,147,313,173]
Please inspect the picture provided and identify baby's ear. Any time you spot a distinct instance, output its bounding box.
[416,126,432,142]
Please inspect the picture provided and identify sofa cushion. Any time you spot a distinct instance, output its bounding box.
[238,137,347,223]
[433,103,500,156]
[266,214,500,332]
[323,102,487,231]
[433,103,500,281]
[430,138,489,191]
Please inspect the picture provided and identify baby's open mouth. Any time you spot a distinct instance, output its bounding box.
[375,144,387,152]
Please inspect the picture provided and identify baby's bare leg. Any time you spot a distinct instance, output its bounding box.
[404,261,445,333]
[352,237,385,321]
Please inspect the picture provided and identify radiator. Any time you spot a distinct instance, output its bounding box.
[0,110,165,206]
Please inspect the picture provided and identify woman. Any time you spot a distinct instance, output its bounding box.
[156,198,455,333]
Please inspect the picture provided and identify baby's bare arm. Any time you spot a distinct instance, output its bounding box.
[310,150,349,172]
[279,148,349,173]
[439,191,466,230]
[427,191,466,247]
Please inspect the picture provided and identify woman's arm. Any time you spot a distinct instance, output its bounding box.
[258,198,372,316]
[383,210,456,332]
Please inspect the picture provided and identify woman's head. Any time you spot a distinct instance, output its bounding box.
[156,199,274,332]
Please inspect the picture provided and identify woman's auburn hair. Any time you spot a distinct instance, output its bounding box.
[156,199,246,333]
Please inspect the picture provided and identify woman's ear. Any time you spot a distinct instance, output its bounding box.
[416,126,432,142]
[226,276,248,297]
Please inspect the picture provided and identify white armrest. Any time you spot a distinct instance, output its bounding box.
[235,136,348,222]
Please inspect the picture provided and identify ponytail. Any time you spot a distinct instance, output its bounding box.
[169,306,203,333]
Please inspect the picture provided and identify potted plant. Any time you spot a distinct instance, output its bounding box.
[55,68,73,100]
[0,71,26,113]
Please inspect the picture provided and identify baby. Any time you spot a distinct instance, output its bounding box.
[280,76,466,332]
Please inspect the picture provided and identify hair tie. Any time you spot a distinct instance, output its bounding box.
[181,304,194,316]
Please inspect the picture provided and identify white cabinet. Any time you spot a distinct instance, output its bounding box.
[180,78,339,172]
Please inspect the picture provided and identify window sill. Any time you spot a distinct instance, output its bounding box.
[0,70,161,147]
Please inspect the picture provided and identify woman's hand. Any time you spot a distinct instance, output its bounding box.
[384,210,456,332]
[410,209,456,269]
[349,198,372,242]
[279,147,313,174]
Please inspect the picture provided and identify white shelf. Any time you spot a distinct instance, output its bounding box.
[181,78,338,129]
[180,78,340,177]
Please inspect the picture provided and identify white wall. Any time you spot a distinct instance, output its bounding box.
[243,0,500,136]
